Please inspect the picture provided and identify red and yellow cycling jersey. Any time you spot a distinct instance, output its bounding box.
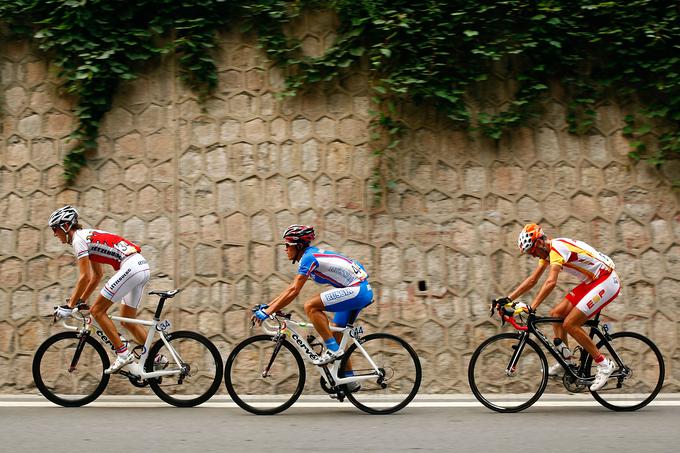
[539,238,614,283]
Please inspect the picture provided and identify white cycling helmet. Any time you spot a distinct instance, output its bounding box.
[48,205,79,229]
[517,223,544,254]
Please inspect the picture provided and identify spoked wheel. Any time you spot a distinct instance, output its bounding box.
[587,331,665,411]
[340,333,421,415]
[146,331,223,407]
[32,332,110,407]
[468,332,548,413]
[225,334,306,415]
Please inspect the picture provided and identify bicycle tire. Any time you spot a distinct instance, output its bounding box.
[32,331,110,407]
[587,331,665,412]
[341,333,422,415]
[146,330,223,407]
[468,332,548,413]
[224,334,306,415]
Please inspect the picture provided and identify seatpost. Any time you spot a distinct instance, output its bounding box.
[153,297,167,320]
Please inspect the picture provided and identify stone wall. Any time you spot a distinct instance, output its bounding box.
[1,12,679,395]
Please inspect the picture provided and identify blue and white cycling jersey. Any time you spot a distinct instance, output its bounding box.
[297,246,369,287]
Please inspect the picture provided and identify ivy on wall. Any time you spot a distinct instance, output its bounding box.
[1,1,678,184]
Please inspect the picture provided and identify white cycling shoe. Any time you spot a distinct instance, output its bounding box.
[590,359,615,391]
[548,362,564,376]
[154,354,169,370]
[105,352,134,374]
[313,348,344,366]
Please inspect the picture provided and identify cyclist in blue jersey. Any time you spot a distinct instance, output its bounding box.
[252,225,373,367]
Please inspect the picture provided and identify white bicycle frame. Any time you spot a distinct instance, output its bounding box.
[261,316,383,387]
[61,311,183,380]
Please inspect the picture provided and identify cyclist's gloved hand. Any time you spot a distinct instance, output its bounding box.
[254,308,271,321]
[54,304,73,319]
[490,297,512,316]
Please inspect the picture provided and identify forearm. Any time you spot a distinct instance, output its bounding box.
[508,277,538,301]
[68,275,93,307]
[80,274,102,301]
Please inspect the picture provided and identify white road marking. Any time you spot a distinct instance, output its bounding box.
[1,399,679,408]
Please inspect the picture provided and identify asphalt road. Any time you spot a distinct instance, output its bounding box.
[1,396,678,452]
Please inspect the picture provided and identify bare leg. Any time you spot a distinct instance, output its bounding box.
[304,295,332,340]
[550,298,573,344]
[563,308,601,359]
[90,295,123,349]
[119,304,147,345]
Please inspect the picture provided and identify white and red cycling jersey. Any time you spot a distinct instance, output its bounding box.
[539,238,614,283]
[72,229,141,271]
[539,237,619,317]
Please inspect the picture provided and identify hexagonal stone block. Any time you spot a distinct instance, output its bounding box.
[229,92,257,117]
[462,163,487,196]
[242,118,267,142]
[6,135,29,167]
[122,216,145,242]
[44,110,74,137]
[535,127,561,164]
[108,185,135,215]
[223,246,247,278]
[4,86,27,114]
[101,107,134,138]
[195,244,220,277]
[338,116,366,145]
[224,212,248,242]
[617,216,650,252]
[542,193,570,225]
[291,116,312,140]
[287,177,312,210]
[179,147,203,179]
[148,216,172,244]
[138,104,166,134]
[623,186,655,220]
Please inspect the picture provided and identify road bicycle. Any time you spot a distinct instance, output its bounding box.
[32,289,223,407]
[468,300,665,413]
[224,307,422,415]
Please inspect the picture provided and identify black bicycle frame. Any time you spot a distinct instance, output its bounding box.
[506,313,625,384]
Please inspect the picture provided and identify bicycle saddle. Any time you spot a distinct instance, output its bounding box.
[149,289,181,298]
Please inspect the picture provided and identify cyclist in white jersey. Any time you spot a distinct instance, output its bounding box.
[49,206,151,374]
[495,223,620,391]
[252,225,373,368]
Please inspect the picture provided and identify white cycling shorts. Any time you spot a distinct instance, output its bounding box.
[567,270,621,318]
[101,255,150,308]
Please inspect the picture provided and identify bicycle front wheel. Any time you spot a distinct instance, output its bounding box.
[587,331,665,411]
[32,332,110,407]
[146,331,223,407]
[341,333,422,415]
[224,334,306,415]
[468,332,548,413]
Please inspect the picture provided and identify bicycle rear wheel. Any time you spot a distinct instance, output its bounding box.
[32,332,110,407]
[587,331,665,411]
[341,333,422,415]
[224,334,305,415]
[146,331,223,407]
[468,332,548,413]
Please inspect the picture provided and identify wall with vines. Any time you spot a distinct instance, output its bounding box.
[1,0,679,184]
[1,2,679,394]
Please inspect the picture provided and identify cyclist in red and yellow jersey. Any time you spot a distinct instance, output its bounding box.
[498,223,620,391]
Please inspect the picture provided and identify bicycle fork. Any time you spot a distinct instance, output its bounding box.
[69,331,91,373]
[262,335,286,378]
[505,333,529,376]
